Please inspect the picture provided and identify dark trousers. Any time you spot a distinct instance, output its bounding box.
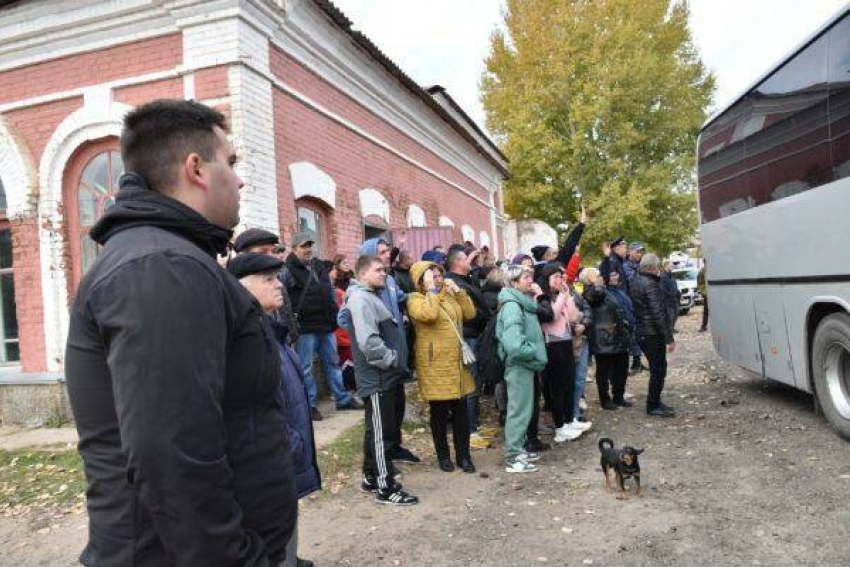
[363,389,399,491]
[542,341,576,428]
[639,335,668,409]
[668,306,679,332]
[595,353,629,404]
[429,399,471,462]
[526,372,542,442]
[701,296,709,330]
[386,381,406,455]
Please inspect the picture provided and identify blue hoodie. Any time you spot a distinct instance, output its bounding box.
[338,238,409,376]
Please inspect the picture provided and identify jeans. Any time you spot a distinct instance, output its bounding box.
[463,338,482,432]
[573,341,589,418]
[295,332,353,409]
[639,334,668,409]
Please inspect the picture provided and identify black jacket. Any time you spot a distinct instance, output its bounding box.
[446,271,490,338]
[660,271,681,310]
[583,284,631,355]
[393,267,414,295]
[481,280,502,315]
[631,272,674,344]
[283,254,338,334]
[599,253,629,292]
[65,174,297,567]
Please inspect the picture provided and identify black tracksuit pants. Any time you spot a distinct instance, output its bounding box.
[429,399,471,462]
[363,388,399,491]
[542,340,576,428]
[639,335,668,409]
[595,352,629,405]
[526,371,543,442]
[386,381,406,455]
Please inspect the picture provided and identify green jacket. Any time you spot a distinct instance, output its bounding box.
[496,287,548,371]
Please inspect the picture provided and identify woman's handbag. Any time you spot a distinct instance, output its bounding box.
[439,305,477,367]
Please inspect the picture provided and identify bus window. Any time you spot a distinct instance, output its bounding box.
[829,15,850,180]
[744,34,831,208]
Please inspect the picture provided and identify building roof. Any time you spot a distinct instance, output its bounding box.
[311,0,509,177]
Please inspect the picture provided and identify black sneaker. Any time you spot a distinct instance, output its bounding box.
[601,400,617,410]
[360,477,402,493]
[524,439,551,453]
[376,488,419,506]
[337,398,364,410]
[647,405,675,417]
[613,399,634,408]
[392,446,422,464]
[310,407,323,421]
[458,458,476,474]
[438,458,455,472]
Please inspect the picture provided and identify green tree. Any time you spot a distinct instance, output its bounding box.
[482,0,714,257]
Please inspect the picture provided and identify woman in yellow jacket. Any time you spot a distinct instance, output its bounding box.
[408,261,478,473]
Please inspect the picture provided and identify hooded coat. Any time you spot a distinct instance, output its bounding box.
[271,320,321,499]
[342,280,404,397]
[407,261,477,401]
[337,238,409,380]
[64,173,297,567]
[496,287,548,372]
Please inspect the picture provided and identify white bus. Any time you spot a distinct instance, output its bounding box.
[697,5,850,439]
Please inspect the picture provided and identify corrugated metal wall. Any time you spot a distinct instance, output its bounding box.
[388,227,455,260]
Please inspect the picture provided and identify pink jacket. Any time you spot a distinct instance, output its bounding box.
[541,292,581,342]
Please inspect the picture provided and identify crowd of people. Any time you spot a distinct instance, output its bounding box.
[64,99,686,567]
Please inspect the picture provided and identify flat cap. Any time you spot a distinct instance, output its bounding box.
[233,228,279,253]
[227,253,284,279]
[291,230,316,248]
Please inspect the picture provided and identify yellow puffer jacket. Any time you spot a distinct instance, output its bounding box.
[407,261,477,402]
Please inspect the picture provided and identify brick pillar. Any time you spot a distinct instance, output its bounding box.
[10,213,46,371]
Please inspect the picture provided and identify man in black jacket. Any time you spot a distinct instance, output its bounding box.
[445,247,493,446]
[282,231,363,421]
[630,253,677,417]
[64,100,297,566]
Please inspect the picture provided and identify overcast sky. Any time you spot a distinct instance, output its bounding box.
[332,0,847,132]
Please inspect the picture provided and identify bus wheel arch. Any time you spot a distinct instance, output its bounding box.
[807,303,850,440]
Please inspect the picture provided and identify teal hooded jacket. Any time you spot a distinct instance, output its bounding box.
[496,287,548,372]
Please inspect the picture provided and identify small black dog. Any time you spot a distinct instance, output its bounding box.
[598,438,643,499]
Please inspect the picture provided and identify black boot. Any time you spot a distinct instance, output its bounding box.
[458,457,476,473]
[438,458,455,472]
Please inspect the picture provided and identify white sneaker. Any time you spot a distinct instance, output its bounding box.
[579,397,588,410]
[517,451,541,463]
[506,459,539,473]
[554,425,582,443]
[571,419,593,432]
[624,392,635,401]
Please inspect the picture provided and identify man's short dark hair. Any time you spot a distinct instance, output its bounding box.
[356,255,382,275]
[446,246,466,271]
[121,99,227,193]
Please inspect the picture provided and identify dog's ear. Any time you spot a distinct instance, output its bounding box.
[635,448,644,455]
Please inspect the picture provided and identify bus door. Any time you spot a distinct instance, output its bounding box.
[752,287,795,385]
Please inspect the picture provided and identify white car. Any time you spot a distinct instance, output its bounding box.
[672,268,699,314]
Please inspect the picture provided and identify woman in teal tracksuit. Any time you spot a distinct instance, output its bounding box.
[496,264,548,473]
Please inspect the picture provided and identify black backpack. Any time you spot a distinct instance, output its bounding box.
[475,301,515,389]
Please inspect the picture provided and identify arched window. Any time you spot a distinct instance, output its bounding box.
[65,140,124,289]
[0,174,18,363]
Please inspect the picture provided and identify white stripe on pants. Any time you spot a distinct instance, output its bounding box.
[371,392,390,490]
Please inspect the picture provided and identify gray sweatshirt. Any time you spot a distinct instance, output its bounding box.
[340,280,402,397]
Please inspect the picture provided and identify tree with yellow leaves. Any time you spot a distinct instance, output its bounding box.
[482,0,714,256]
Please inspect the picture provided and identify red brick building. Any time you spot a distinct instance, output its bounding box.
[0,0,509,374]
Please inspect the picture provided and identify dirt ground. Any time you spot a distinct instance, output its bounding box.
[2,307,849,566]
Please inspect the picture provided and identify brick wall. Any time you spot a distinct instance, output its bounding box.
[114,77,184,106]
[10,214,46,372]
[274,89,493,259]
[269,46,492,205]
[0,34,182,105]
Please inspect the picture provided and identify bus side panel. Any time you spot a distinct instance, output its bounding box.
[781,284,850,393]
[752,286,795,386]
[710,286,762,376]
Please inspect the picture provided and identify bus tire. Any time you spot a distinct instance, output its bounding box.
[811,313,850,440]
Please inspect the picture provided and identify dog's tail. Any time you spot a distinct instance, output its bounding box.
[598,438,614,451]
